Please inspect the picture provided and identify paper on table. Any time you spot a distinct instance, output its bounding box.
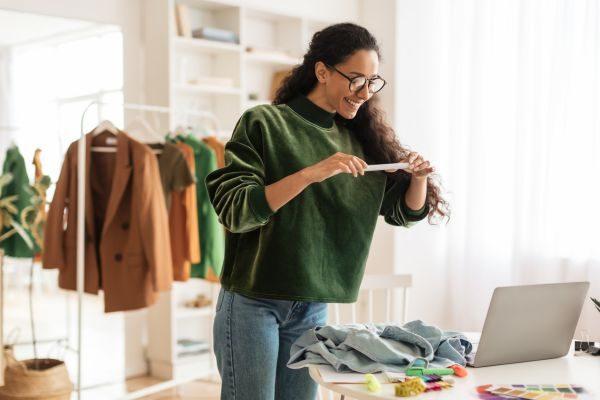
[364,162,410,172]
[316,365,387,383]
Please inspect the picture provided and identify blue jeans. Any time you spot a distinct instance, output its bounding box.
[213,288,328,400]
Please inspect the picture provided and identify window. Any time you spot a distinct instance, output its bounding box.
[11,27,123,182]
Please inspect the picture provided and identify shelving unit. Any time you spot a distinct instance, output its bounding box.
[143,0,351,382]
[172,83,241,95]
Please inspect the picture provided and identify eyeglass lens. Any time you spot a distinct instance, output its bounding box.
[350,76,385,93]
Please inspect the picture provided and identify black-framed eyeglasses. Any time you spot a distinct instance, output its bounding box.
[325,64,386,94]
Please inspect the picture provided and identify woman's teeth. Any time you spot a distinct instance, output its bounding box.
[344,97,361,107]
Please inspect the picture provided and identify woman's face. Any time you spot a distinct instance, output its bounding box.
[319,49,381,119]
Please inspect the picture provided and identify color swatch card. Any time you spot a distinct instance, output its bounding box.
[476,384,592,400]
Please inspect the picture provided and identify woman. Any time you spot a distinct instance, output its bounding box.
[205,22,448,400]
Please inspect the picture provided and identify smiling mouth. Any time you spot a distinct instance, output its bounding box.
[344,97,362,108]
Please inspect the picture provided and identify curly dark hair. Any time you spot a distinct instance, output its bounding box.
[273,22,449,224]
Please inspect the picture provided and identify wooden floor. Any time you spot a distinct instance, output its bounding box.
[80,376,222,399]
[135,378,221,400]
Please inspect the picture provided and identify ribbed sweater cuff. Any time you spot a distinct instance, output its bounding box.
[248,185,275,222]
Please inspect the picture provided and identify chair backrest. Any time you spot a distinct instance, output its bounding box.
[327,273,412,326]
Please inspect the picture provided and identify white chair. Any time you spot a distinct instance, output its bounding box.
[316,273,412,400]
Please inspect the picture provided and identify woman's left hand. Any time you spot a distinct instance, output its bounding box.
[385,151,435,179]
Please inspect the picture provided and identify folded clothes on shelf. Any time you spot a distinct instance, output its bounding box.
[192,26,239,43]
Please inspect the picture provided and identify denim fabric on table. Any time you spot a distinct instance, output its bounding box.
[287,320,473,373]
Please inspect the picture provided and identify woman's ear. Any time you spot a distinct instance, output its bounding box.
[314,61,329,84]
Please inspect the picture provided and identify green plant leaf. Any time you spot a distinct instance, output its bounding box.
[0,228,17,243]
[591,297,600,313]
[10,220,33,250]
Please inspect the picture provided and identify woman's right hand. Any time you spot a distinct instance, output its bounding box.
[301,152,368,184]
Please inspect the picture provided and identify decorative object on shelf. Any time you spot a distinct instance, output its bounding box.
[175,4,192,37]
[269,69,292,100]
[184,293,212,308]
[245,46,301,67]
[187,77,234,87]
[192,27,238,44]
[246,46,290,57]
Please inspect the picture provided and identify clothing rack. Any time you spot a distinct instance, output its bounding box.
[77,101,222,400]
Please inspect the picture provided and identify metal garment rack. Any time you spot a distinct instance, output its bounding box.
[77,101,221,400]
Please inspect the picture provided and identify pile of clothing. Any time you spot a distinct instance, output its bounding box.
[288,320,473,373]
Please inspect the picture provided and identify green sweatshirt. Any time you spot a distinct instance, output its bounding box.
[205,95,429,303]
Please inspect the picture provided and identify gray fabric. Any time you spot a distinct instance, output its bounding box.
[287,320,473,373]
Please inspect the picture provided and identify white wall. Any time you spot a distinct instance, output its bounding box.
[359,0,452,328]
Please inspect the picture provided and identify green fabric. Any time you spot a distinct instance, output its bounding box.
[149,142,195,210]
[1,146,34,258]
[205,95,429,303]
[180,135,225,279]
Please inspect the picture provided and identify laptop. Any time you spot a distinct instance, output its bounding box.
[467,281,590,368]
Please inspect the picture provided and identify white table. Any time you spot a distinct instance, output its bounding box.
[308,346,600,399]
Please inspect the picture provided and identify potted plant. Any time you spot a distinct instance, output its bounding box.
[0,168,72,400]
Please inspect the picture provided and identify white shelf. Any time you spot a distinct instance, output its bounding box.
[244,51,302,67]
[175,351,212,364]
[173,83,241,95]
[145,0,355,383]
[176,306,213,319]
[172,36,241,55]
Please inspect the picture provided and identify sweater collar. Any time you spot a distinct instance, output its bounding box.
[287,95,336,129]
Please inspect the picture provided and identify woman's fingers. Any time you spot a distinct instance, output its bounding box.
[338,162,351,175]
[349,156,365,176]
[410,155,424,170]
[331,153,368,178]
[346,158,359,177]
[408,152,420,165]
[414,160,430,172]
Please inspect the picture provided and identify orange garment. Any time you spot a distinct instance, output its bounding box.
[202,136,225,168]
[169,142,201,281]
[205,266,220,283]
[201,136,226,283]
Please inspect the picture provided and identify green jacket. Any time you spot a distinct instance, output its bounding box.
[1,146,34,258]
[179,135,225,279]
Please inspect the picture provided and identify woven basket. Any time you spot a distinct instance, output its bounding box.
[0,349,72,400]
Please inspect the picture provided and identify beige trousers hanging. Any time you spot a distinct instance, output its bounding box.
[0,349,72,400]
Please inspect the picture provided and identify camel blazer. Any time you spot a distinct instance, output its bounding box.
[42,131,173,312]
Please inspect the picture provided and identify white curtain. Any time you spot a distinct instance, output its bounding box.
[395,0,600,334]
